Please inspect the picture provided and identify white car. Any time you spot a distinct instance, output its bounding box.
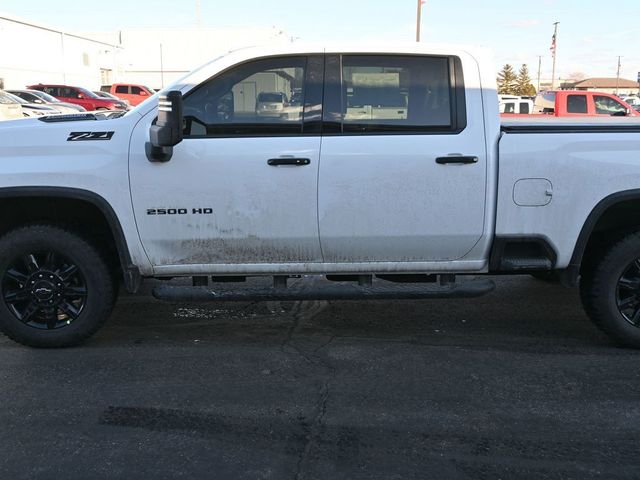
[0,90,23,120]
[1,43,640,349]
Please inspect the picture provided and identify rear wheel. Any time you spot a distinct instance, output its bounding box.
[0,225,115,347]
[581,231,640,348]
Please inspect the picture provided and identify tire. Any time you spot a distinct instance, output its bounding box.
[0,225,115,347]
[581,231,640,348]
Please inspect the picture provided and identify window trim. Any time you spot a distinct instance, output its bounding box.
[322,53,467,136]
[181,54,324,139]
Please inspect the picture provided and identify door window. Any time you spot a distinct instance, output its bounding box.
[567,95,588,114]
[131,86,143,95]
[329,55,461,133]
[115,85,128,94]
[182,56,312,137]
[594,95,628,116]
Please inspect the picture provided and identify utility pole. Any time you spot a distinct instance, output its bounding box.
[416,0,423,42]
[550,22,559,90]
[615,56,622,96]
[537,55,542,93]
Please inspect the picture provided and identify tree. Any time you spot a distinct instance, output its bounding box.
[514,64,537,96]
[497,64,518,95]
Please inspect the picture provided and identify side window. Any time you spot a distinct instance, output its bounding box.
[131,86,143,95]
[519,102,530,114]
[115,85,128,94]
[504,102,515,113]
[183,56,308,137]
[338,55,457,133]
[567,95,588,114]
[594,95,628,116]
[44,87,59,97]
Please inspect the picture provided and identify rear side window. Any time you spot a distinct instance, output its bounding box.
[115,85,128,94]
[324,55,464,134]
[44,87,59,97]
[567,95,587,114]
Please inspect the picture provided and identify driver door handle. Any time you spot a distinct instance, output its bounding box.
[435,155,479,165]
[267,157,311,166]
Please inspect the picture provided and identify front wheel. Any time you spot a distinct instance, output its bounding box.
[0,225,115,347]
[581,231,640,348]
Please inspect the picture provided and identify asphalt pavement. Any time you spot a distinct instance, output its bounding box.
[1,275,639,480]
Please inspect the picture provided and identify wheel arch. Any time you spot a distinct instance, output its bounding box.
[567,189,640,285]
[0,187,141,293]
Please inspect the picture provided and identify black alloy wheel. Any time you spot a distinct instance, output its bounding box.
[615,258,640,327]
[581,231,640,348]
[2,251,87,330]
[0,225,115,347]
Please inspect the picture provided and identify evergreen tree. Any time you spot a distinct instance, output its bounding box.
[515,64,537,97]
[497,64,518,95]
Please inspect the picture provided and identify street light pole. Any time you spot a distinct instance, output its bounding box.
[537,55,542,93]
[416,0,422,42]
[615,56,621,96]
[550,22,559,90]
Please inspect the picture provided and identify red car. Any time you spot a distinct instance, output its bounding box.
[102,83,155,106]
[534,90,640,117]
[27,84,128,111]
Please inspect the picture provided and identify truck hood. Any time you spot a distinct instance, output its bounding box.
[0,111,141,159]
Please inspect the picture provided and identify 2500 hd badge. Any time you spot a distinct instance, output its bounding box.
[146,208,213,215]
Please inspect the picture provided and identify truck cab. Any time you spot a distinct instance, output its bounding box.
[534,90,639,117]
[102,83,155,106]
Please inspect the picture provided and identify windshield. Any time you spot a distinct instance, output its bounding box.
[0,91,17,104]
[31,90,60,103]
[4,92,27,104]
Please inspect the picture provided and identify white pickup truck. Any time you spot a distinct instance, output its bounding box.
[1,43,640,348]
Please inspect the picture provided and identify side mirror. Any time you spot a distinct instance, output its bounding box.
[77,94,84,99]
[139,91,148,96]
[146,90,183,162]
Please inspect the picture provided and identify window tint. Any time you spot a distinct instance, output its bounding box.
[594,95,627,116]
[339,55,453,133]
[183,56,307,137]
[44,87,59,97]
[567,95,588,114]
[503,102,515,113]
[131,86,143,95]
[115,85,128,94]
[519,102,530,114]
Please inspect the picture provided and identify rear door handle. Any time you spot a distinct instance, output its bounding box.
[267,158,311,166]
[435,156,479,165]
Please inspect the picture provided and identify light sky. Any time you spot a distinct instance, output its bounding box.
[2,0,639,81]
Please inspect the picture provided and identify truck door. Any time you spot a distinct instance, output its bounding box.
[318,54,488,262]
[129,56,324,267]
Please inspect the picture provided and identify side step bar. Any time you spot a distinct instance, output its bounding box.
[152,278,495,302]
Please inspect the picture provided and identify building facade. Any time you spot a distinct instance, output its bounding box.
[0,13,289,91]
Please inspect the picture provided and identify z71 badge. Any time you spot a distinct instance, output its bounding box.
[67,131,115,141]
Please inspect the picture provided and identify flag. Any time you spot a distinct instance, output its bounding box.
[550,33,557,56]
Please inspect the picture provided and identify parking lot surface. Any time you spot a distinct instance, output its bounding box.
[1,276,640,479]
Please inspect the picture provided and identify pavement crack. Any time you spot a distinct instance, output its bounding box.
[294,380,330,480]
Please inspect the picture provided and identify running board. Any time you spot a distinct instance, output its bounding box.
[152,278,495,302]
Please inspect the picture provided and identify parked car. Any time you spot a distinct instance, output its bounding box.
[27,84,127,111]
[3,92,59,117]
[256,91,289,118]
[532,90,639,117]
[0,90,23,120]
[499,95,533,114]
[94,91,130,109]
[8,89,86,113]
[101,83,154,106]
